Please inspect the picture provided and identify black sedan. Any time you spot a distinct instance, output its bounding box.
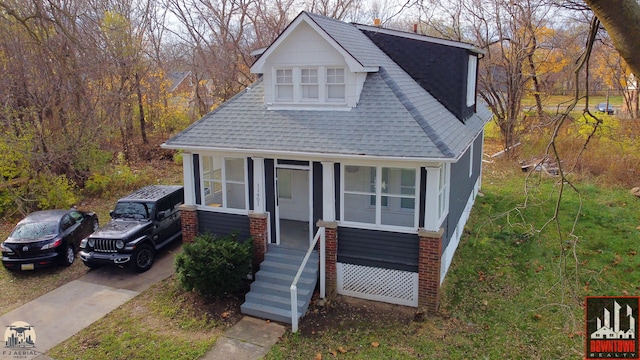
[1,209,99,271]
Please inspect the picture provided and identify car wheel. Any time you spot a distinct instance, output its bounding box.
[131,244,154,272]
[62,245,75,267]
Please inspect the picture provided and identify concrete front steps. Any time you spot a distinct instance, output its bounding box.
[241,245,318,324]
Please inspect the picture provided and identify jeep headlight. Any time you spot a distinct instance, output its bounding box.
[88,238,95,247]
[116,240,125,249]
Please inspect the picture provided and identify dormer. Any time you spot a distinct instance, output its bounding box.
[250,12,377,110]
[358,25,483,123]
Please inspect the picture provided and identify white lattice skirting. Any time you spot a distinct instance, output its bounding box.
[337,263,419,307]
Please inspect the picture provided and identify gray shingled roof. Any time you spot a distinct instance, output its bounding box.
[163,12,492,161]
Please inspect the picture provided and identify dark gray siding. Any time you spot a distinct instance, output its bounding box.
[362,30,475,122]
[313,162,323,232]
[337,227,418,272]
[446,135,482,246]
[197,211,251,241]
[193,154,201,205]
[265,159,276,243]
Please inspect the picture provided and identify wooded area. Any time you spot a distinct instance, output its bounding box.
[0,0,638,215]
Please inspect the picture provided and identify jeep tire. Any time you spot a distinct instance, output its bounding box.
[131,243,154,272]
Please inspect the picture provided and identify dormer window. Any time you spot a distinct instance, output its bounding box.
[276,69,293,101]
[272,66,346,105]
[301,68,319,100]
[326,68,345,101]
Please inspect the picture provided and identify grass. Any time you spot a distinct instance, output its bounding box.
[47,277,222,360]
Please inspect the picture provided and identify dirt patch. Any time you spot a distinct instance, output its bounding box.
[298,294,418,336]
[178,288,246,328]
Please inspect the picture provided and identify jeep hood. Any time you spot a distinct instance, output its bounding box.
[89,219,152,239]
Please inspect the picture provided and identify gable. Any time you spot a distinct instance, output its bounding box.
[266,22,346,68]
[362,30,475,123]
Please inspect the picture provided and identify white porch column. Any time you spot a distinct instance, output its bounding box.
[424,166,442,231]
[321,161,335,221]
[182,153,195,205]
[252,157,266,213]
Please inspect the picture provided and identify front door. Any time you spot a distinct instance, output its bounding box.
[275,164,312,250]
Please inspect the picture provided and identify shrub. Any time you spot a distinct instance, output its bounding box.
[83,162,142,197]
[29,174,78,210]
[175,233,252,299]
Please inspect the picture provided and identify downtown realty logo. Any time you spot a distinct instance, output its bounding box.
[586,297,640,359]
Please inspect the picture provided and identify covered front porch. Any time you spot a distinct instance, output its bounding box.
[178,154,446,330]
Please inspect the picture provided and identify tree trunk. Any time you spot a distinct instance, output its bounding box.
[584,0,640,77]
[135,73,148,145]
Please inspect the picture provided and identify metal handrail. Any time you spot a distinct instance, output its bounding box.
[290,227,325,332]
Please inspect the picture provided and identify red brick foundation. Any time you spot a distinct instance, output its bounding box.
[179,205,199,243]
[249,212,268,272]
[317,221,338,299]
[418,228,443,313]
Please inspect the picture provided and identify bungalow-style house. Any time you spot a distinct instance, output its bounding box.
[162,11,492,328]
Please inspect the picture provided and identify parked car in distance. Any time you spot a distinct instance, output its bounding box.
[79,185,184,272]
[1,209,99,271]
[596,103,615,115]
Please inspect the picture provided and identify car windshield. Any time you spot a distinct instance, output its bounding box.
[112,202,153,219]
[10,222,58,239]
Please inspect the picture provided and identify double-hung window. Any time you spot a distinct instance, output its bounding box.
[202,156,246,210]
[275,69,293,101]
[272,67,345,104]
[343,165,417,228]
[300,68,319,100]
[326,67,345,101]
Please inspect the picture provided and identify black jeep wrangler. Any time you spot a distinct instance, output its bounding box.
[79,185,184,272]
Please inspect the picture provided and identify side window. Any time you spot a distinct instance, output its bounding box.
[69,210,83,223]
[172,191,184,209]
[156,199,170,219]
[60,215,74,232]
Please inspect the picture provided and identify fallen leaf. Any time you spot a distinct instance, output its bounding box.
[329,350,337,357]
[371,342,380,348]
[533,314,543,321]
[337,346,347,353]
[221,311,230,318]
[315,353,322,360]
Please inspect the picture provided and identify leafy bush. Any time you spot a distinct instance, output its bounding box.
[175,233,252,299]
[29,174,78,210]
[84,162,142,197]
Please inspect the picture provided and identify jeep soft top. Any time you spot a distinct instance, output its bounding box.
[118,185,183,203]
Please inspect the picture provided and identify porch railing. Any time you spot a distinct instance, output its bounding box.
[290,226,325,333]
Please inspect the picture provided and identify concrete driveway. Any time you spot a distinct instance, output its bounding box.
[0,242,181,360]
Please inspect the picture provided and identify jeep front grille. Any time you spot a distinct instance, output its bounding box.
[93,239,118,253]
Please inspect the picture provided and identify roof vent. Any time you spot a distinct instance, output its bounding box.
[373,18,381,26]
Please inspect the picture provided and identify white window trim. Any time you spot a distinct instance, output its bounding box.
[340,164,419,231]
[424,164,449,231]
[466,55,478,107]
[199,155,249,214]
[272,66,346,106]
[469,143,474,177]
